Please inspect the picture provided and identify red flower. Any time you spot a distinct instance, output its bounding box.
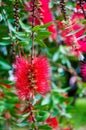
[76,2,86,11]
[61,4,86,56]
[45,117,59,129]
[14,56,50,100]
[80,61,86,81]
[25,0,56,40]
[40,0,57,39]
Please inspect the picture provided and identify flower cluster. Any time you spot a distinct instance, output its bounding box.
[25,0,57,40]
[13,56,50,100]
[60,3,86,56]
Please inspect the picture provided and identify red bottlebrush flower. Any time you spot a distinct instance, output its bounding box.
[14,56,50,100]
[61,10,86,56]
[45,117,59,129]
[40,0,57,40]
[80,61,86,81]
[24,0,57,40]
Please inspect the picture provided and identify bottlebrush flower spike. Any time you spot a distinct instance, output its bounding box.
[45,117,59,129]
[80,61,86,81]
[24,0,57,40]
[61,10,86,56]
[13,56,50,100]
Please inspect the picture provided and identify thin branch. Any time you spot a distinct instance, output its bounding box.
[31,0,36,63]
[27,98,38,130]
[14,0,21,57]
[60,0,67,21]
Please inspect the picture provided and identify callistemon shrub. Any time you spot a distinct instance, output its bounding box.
[13,56,51,100]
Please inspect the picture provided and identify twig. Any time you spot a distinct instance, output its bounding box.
[14,0,21,57]
[14,0,19,32]
[60,0,67,21]
[31,0,36,63]
[27,99,38,130]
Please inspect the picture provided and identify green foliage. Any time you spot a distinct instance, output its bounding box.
[0,0,85,130]
[0,82,20,129]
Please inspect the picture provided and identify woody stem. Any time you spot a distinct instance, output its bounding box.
[14,0,21,57]
[60,0,67,21]
[31,0,35,63]
[28,101,38,130]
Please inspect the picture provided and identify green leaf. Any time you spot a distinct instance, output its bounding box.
[35,38,47,48]
[52,88,70,93]
[0,41,11,45]
[0,59,11,70]
[18,41,29,47]
[37,111,49,121]
[2,37,10,40]
[16,35,30,41]
[37,31,52,39]
[32,22,53,32]
[82,20,86,24]
[52,108,59,117]
[17,122,28,127]
[0,106,5,115]
[38,124,52,130]
[0,80,14,85]
[32,25,40,32]
[0,117,5,121]
[39,22,54,28]
[8,21,16,32]
[19,20,31,32]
